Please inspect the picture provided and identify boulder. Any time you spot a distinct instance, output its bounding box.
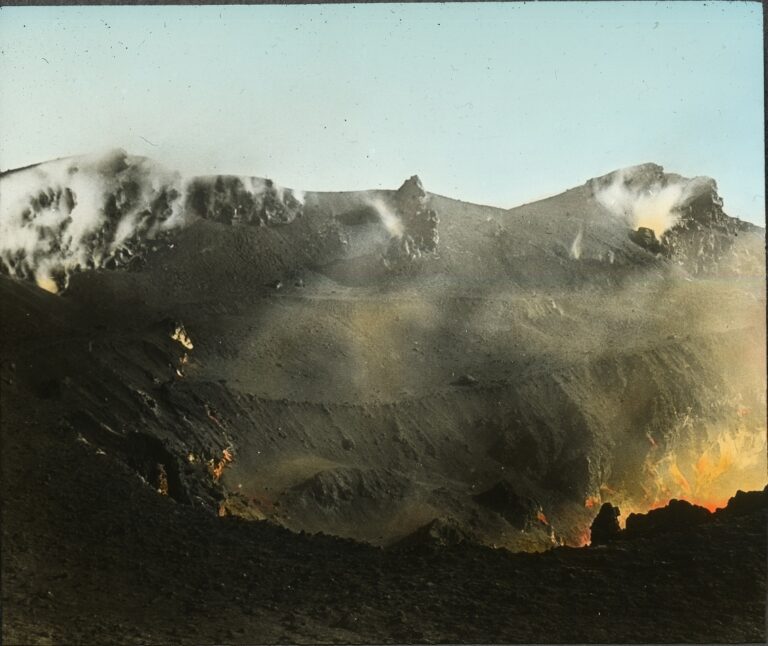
[384,175,440,266]
[589,502,621,545]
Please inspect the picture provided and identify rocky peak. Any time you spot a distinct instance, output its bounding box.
[588,163,763,275]
[383,175,440,268]
[589,163,726,228]
[589,163,666,194]
[395,175,427,212]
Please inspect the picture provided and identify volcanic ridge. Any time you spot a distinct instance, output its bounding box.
[1,149,765,644]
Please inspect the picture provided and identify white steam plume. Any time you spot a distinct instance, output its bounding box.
[594,168,698,237]
[275,183,305,206]
[366,197,404,238]
[569,225,584,260]
[0,149,185,292]
[0,151,311,294]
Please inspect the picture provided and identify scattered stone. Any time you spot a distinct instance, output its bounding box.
[341,437,355,451]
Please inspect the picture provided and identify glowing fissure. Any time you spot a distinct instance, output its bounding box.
[591,417,767,525]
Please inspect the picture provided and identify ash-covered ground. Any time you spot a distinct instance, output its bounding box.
[1,150,766,643]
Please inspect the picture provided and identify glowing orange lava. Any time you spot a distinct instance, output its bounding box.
[584,495,600,509]
[208,447,234,482]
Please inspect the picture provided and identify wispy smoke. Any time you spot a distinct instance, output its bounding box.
[366,197,404,238]
[266,181,305,208]
[569,225,584,260]
[0,149,185,292]
[593,167,698,237]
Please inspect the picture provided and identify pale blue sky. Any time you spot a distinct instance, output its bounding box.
[0,2,764,224]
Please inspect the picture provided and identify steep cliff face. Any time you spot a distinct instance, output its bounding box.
[665,178,761,276]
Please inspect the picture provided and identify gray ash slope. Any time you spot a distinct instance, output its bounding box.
[1,150,765,552]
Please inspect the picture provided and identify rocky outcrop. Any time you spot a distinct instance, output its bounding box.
[384,175,439,266]
[623,499,711,539]
[185,175,303,227]
[589,502,621,545]
[394,175,440,253]
[662,174,760,275]
[589,487,768,546]
[589,163,762,276]
[720,486,768,518]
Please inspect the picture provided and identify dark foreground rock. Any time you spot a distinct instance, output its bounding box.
[589,502,622,545]
[589,488,768,545]
[3,381,766,645]
[624,499,712,539]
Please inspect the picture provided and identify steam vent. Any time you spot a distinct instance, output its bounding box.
[2,150,766,643]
